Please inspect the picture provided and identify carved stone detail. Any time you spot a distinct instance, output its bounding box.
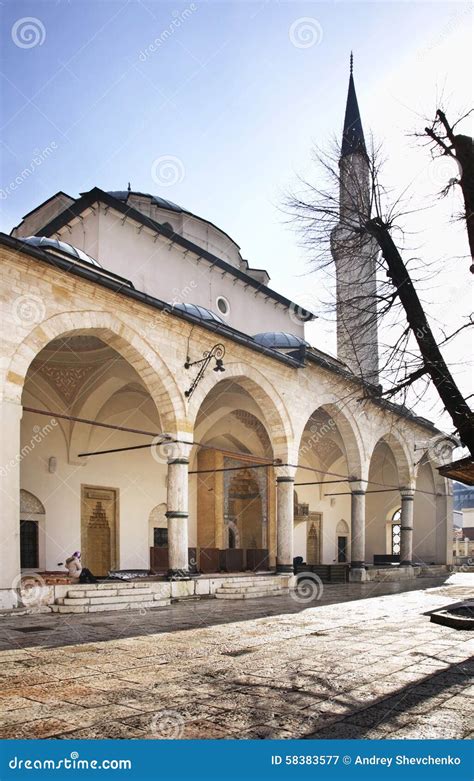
[20,489,45,515]
[37,364,96,403]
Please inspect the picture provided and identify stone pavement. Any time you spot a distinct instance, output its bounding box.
[0,574,472,740]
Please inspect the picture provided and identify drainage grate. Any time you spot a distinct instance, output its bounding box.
[12,626,53,633]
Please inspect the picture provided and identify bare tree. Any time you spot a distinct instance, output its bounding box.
[287,119,474,457]
[424,109,474,272]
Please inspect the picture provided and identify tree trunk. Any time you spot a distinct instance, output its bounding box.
[453,134,474,267]
[366,217,474,456]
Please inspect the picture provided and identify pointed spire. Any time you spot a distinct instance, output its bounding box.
[341,53,367,158]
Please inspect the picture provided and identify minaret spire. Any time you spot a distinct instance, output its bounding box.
[341,53,366,159]
[331,53,380,387]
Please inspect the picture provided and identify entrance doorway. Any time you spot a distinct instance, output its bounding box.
[20,520,39,568]
[337,535,347,563]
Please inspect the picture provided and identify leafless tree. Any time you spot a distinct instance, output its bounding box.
[287,116,474,457]
[423,109,474,272]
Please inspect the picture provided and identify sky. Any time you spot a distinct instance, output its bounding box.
[0,0,473,433]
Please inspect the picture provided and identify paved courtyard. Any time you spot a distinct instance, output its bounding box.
[0,574,472,740]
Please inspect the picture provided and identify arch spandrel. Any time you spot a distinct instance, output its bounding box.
[296,401,365,481]
[368,430,415,488]
[6,311,185,436]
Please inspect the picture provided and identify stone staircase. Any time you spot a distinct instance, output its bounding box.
[417,565,450,578]
[215,575,290,600]
[50,581,170,614]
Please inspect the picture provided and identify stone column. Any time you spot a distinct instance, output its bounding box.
[166,440,192,579]
[350,482,366,577]
[399,488,415,566]
[276,466,296,573]
[0,400,22,609]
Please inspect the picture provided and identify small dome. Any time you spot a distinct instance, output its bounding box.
[22,236,101,268]
[172,303,225,324]
[253,332,309,349]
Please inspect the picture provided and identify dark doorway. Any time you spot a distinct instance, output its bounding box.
[337,536,347,563]
[153,527,168,547]
[20,520,39,568]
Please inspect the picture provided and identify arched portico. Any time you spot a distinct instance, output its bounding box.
[413,453,451,565]
[365,431,415,567]
[293,402,364,568]
[188,362,293,463]
[190,372,289,570]
[4,311,185,433]
[0,312,186,602]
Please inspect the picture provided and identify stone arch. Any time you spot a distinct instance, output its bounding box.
[188,362,294,461]
[336,519,349,535]
[20,489,45,515]
[297,402,364,480]
[369,430,414,487]
[5,311,185,434]
[148,502,168,548]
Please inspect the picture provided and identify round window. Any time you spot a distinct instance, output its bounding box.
[216,296,230,316]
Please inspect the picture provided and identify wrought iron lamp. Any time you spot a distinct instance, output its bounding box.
[184,343,225,399]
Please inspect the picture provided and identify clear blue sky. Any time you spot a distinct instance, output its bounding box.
[1,0,472,425]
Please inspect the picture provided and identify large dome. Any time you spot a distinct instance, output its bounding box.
[108,191,184,214]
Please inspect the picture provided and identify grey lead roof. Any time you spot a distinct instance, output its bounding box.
[172,302,225,324]
[22,236,102,268]
[108,191,184,214]
[253,332,310,349]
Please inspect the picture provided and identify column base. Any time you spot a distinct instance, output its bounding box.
[276,564,294,574]
[349,567,367,582]
[400,561,413,567]
[167,569,191,581]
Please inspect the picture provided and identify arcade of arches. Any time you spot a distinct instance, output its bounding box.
[0,324,452,609]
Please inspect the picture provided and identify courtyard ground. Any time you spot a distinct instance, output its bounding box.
[0,573,472,740]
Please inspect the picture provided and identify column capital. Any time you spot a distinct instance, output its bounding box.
[275,465,297,481]
[166,438,193,463]
[350,479,367,494]
[400,487,415,500]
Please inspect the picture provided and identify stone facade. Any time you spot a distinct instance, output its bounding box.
[0,237,452,609]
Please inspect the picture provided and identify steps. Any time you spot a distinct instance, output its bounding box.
[49,581,170,614]
[215,576,289,600]
[417,565,450,578]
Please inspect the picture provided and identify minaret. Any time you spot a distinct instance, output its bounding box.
[331,54,379,386]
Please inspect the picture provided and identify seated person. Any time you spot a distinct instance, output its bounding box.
[65,551,98,584]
